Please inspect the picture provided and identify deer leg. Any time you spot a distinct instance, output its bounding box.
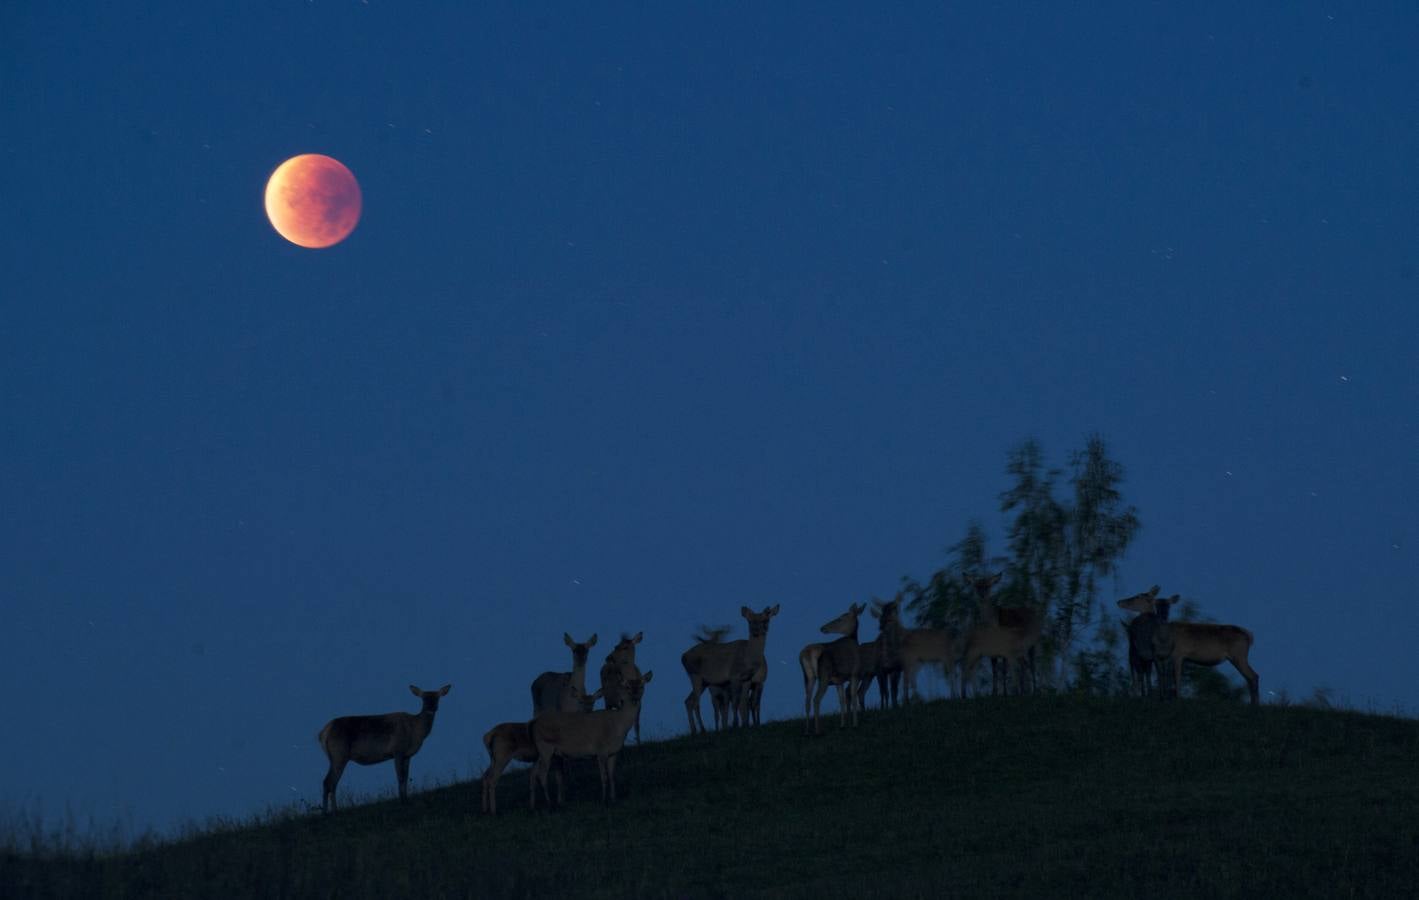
[812,676,832,735]
[1231,655,1261,706]
[607,751,619,804]
[635,708,642,743]
[322,757,348,813]
[847,678,858,727]
[483,755,509,814]
[395,756,411,802]
[961,651,982,698]
[685,677,706,735]
[530,755,547,811]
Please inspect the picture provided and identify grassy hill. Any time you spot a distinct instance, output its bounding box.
[5,696,1419,899]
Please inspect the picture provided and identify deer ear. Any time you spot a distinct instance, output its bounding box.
[642,670,654,684]
[409,685,422,698]
[741,606,753,618]
[439,684,451,696]
[768,604,780,616]
[1148,585,1160,596]
[564,632,575,647]
[587,634,598,647]
[632,631,643,644]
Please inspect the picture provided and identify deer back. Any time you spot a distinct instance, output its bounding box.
[682,637,753,684]
[1168,622,1253,663]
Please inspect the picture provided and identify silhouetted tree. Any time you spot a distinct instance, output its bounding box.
[897,435,1140,694]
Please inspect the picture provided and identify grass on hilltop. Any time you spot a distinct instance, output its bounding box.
[4,695,1419,899]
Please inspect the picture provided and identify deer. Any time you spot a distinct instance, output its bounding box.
[852,637,884,712]
[1116,586,1170,697]
[964,572,1042,695]
[317,683,451,813]
[960,591,1044,698]
[681,605,779,735]
[876,595,962,704]
[1117,585,1260,705]
[810,621,882,714]
[808,602,866,734]
[529,671,654,809]
[686,628,741,729]
[867,597,904,708]
[598,631,644,743]
[480,686,602,814]
[531,633,597,716]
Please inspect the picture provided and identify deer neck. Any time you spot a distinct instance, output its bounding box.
[879,615,904,651]
[410,707,438,751]
[570,656,588,694]
[743,631,769,667]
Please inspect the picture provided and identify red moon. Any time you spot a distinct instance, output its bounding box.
[264,154,362,249]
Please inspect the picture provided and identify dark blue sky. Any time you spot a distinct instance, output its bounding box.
[3,3,1415,833]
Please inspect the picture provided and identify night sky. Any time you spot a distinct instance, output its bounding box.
[3,3,1416,834]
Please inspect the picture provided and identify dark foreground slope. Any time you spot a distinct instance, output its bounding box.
[6,696,1419,899]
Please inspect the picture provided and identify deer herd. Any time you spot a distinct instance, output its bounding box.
[316,578,1260,814]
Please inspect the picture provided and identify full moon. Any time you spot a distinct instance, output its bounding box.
[263,154,362,249]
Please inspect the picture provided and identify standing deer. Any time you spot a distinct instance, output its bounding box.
[681,605,780,735]
[852,638,883,712]
[529,672,654,808]
[868,597,905,708]
[960,601,1044,698]
[811,610,884,714]
[1116,585,1170,696]
[317,683,451,813]
[877,595,962,703]
[809,602,866,734]
[686,628,741,728]
[531,633,598,716]
[480,686,601,814]
[965,572,1042,695]
[1117,586,1260,705]
[599,631,644,743]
